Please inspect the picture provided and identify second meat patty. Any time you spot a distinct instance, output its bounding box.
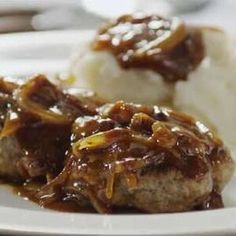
[38,101,234,213]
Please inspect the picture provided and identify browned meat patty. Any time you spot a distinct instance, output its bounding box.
[0,75,100,181]
[38,101,234,213]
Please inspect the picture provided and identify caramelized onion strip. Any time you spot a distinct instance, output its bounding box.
[72,128,131,155]
[0,115,22,138]
[136,18,186,55]
[16,78,70,125]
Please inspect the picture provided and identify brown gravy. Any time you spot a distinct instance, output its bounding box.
[13,180,96,213]
[195,189,224,210]
[93,14,205,82]
[13,180,143,214]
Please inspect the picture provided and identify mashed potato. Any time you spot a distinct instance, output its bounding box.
[70,28,236,156]
[70,45,173,105]
[175,29,236,153]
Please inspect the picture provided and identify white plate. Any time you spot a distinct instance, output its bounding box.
[0,31,235,236]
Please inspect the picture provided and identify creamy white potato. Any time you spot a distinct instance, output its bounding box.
[70,45,173,105]
[175,29,236,153]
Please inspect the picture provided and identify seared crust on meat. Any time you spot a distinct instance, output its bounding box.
[0,136,22,181]
[113,170,212,213]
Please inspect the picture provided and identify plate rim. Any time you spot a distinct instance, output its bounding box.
[1,205,236,235]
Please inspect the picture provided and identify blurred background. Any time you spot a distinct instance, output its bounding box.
[0,0,235,35]
[0,0,235,77]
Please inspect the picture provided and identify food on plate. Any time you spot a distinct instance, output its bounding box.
[70,13,236,157]
[0,75,233,213]
[37,101,234,213]
[0,12,236,213]
[0,75,100,181]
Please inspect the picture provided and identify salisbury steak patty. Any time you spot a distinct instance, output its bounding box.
[38,101,234,213]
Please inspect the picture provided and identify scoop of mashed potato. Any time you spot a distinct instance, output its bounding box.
[175,29,236,153]
[70,46,173,105]
[70,28,236,155]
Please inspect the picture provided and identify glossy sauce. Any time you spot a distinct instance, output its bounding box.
[13,180,143,213]
[196,189,224,210]
[37,101,229,213]
[93,14,205,82]
[12,180,95,213]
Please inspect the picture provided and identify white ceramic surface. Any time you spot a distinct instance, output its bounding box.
[0,31,235,235]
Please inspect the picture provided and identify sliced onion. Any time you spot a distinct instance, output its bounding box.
[0,114,22,138]
[136,18,187,56]
[16,76,70,125]
[105,165,116,199]
[72,128,130,155]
